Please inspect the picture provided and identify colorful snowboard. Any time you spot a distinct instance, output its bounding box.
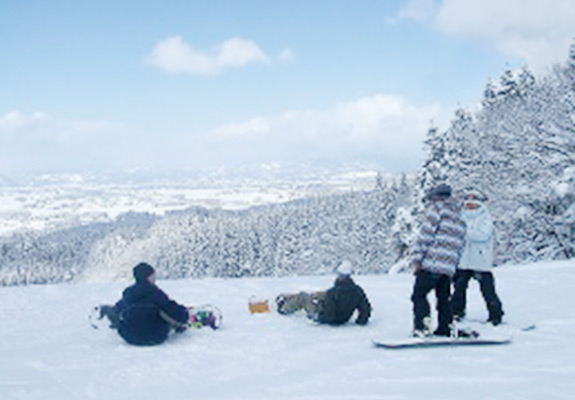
[89,304,222,330]
[187,304,223,329]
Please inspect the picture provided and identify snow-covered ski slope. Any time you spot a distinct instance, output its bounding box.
[1,260,574,400]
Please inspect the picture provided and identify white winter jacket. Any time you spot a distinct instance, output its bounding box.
[458,205,494,272]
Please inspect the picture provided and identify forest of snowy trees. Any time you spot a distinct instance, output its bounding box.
[1,40,575,286]
[0,177,412,285]
[416,39,575,265]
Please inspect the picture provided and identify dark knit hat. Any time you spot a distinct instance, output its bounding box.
[133,262,155,282]
[426,183,452,200]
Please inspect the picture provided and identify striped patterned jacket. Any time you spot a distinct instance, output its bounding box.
[411,197,466,277]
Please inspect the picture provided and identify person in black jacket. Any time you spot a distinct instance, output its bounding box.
[99,263,189,346]
[276,261,371,326]
[317,261,371,325]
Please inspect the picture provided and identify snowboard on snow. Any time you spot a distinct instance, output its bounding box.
[455,317,536,332]
[89,304,223,330]
[372,334,512,349]
[186,304,223,329]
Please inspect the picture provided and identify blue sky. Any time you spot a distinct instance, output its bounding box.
[1,0,574,176]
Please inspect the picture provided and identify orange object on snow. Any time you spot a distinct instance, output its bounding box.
[249,298,271,314]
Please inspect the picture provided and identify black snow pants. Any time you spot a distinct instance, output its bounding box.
[451,270,503,322]
[411,270,452,335]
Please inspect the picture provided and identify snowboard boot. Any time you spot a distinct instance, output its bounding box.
[413,316,432,337]
[487,309,504,326]
[411,329,431,338]
[90,305,119,330]
[452,313,465,322]
[455,329,479,338]
[433,328,451,337]
[275,293,307,315]
[275,295,288,314]
[100,305,119,329]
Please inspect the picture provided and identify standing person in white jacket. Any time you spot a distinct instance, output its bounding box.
[452,188,504,325]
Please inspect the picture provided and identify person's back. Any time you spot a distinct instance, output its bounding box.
[318,274,371,325]
[410,183,466,337]
[116,282,172,345]
[412,195,466,277]
[114,263,189,346]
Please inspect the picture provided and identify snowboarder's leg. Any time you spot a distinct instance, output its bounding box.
[100,304,120,329]
[477,272,504,325]
[434,275,453,336]
[302,291,326,321]
[451,270,473,320]
[276,292,308,315]
[411,271,434,334]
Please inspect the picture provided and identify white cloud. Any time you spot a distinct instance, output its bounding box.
[145,36,273,75]
[0,111,128,172]
[0,111,122,143]
[210,117,271,139]
[0,96,448,173]
[0,111,50,133]
[206,94,448,170]
[435,0,575,71]
[386,0,439,24]
[391,0,575,72]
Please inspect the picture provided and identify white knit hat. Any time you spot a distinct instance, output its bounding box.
[464,187,488,202]
[337,260,353,275]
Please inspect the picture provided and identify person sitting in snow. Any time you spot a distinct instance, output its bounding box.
[452,188,504,325]
[275,260,371,325]
[410,183,466,337]
[98,262,189,346]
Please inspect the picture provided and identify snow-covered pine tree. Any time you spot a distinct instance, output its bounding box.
[482,79,498,109]
[443,107,482,193]
[498,68,519,99]
[414,123,447,213]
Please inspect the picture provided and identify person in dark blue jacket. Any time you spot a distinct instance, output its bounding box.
[100,263,189,346]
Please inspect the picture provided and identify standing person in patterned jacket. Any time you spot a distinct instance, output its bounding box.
[409,183,466,337]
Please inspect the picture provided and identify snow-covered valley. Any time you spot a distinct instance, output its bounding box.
[0,170,380,236]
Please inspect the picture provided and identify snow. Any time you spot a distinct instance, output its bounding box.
[1,260,574,400]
